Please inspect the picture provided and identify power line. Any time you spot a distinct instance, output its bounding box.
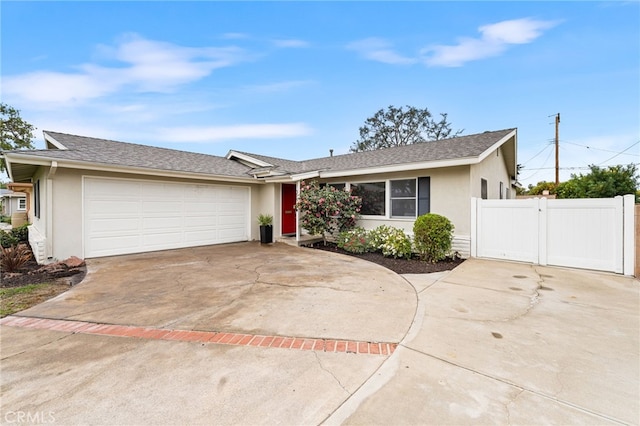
[519,144,555,181]
[597,140,640,165]
[519,141,553,166]
[562,140,640,157]
[521,162,640,171]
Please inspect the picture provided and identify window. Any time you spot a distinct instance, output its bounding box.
[499,182,504,199]
[320,183,346,191]
[17,198,26,211]
[390,179,416,217]
[481,178,487,200]
[351,182,385,215]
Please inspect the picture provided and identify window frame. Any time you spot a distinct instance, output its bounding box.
[349,181,386,216]
[344,176,430,219]
[389,179,417,218]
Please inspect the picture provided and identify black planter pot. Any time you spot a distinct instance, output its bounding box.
[260,225,273,244]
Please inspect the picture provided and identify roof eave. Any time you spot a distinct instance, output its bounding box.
[476,129,517,176]
[226,150,273,168]
[316,156,481,179]
[3,153,261,184]
[43,131,68,150]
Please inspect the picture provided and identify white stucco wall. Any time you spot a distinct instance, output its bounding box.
[320,165,472,240]
[470,146,514,200]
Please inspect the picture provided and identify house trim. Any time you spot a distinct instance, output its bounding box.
[4,153,261,185]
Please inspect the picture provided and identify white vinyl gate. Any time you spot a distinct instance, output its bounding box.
[471,195,635,275]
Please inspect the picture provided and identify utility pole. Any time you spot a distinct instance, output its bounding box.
[555,113,560,185]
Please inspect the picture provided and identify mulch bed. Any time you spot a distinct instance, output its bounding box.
[308,242,464,274]
[1,247,86,288]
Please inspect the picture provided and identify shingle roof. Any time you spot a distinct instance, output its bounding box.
[13,132,253,178]
[237,128,516,174]
[4,128,516,180]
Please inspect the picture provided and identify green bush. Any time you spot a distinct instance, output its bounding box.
[0,231,18,248]
[0,225,29,248]
[337,227,369,254]
[11,224,29,243]
[413,213,454,262]
[368,225,412,259]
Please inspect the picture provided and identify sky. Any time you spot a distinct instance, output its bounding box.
[1,1,639,188]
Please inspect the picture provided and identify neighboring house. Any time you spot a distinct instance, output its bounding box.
[1,128,517,263]
[0,189,27,217]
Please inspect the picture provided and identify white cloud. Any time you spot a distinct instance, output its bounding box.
[155,123,313,143]
[346,38,417,65]
[243,80,314,93]
[422,18,560,67]
[2,33,250,107]
[221,32,251,40]
[272,39,310,48]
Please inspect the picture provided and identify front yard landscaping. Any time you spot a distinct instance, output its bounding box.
[310,242,464,274]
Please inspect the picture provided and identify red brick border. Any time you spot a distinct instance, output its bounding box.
[0,315,396,356]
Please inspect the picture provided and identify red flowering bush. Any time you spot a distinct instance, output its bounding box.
[295,181,362,243]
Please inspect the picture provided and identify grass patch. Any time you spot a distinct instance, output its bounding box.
[0,282,70,318]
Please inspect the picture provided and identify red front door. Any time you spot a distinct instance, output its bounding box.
[282,184,297,235]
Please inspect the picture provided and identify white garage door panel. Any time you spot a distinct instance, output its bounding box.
[84,178,249,258]
[143,216,182,230]
[91,235,140,252]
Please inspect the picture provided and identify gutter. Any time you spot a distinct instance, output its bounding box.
[2,153,262,185]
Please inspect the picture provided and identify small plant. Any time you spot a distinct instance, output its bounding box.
[257,214,273,226]
[413,213,454,262]
[0,230,18,248]
[378,227,412,259]
[11,224,29,243]
[337,227,370,254]
[366,225,412,259]
[0,244,32,272]
[0,224,29,248]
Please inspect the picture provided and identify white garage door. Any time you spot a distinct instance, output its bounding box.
[83,177,250,258]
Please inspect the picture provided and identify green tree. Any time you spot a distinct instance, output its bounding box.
[555,164,639,200]
[527,181,558,195]
[1,103,36,173]
[350,105,463,152]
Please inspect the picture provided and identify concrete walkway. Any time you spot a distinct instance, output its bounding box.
[1,243,638,425]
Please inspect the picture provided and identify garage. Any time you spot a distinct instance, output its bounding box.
[83,177,250,258]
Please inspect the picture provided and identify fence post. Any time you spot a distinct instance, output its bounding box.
[538,197,547,266]
[470,197,477,258]
[623,194,635,276]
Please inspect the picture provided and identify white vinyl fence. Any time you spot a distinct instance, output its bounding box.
[471,194,635,275]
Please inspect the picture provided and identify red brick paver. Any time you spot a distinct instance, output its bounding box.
[0,315,396,356]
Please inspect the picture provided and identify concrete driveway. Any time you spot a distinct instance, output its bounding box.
[1,242,638,425]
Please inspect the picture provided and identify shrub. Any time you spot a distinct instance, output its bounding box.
[11,224,29,244]
[368,225,412,259]
[413,213,454,262]
[0,224,29,248]
[0,244,32,272]
[0,230,18,248]
[295,181,362,242]
[337,227,369,254]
